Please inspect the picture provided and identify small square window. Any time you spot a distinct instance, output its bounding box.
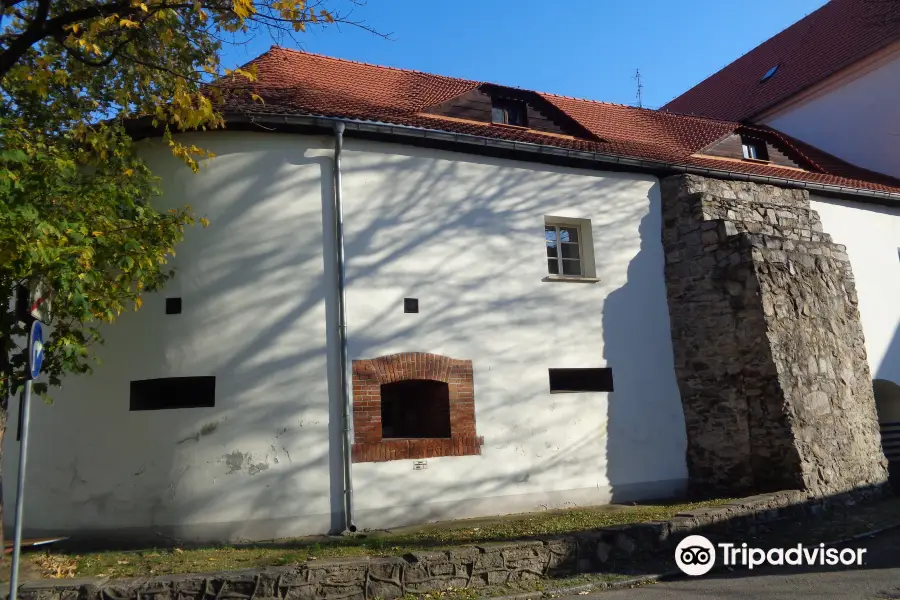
[543,217,598,282]
[166,297,182,314]
[381,379,451,438]
[491,98,527,127]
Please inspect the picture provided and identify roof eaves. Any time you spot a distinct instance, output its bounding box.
[223,110,900,205]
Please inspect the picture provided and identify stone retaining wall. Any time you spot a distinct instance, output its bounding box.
[9,486,887,600]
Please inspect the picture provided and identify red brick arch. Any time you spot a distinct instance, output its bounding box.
[351,352,483,463]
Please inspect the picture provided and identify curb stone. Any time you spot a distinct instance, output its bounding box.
[818,522,900,547]
[543,574,665,596]
[480,574,668,600]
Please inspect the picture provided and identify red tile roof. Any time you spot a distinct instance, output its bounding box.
[662,0,900,122]
[222,47,900,196]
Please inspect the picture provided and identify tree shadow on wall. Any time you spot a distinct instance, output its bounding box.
[11,132,684,549]
[334,144,673,531]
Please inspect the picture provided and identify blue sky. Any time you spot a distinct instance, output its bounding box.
[221,0,828,110]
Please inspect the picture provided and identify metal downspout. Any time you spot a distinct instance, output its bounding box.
[333,121,356,533]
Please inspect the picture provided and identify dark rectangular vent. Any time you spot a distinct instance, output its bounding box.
[548,368,613,393]
[166,297,182,314]
[130,376,216,411]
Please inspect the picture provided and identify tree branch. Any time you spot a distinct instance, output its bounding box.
[0,0,51,78]
[0,0,196,79]
[55,12,147,68]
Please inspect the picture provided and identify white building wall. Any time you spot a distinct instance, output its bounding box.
[763,55,900,178]
[339,140,687,527]
[4,132,687,542]
[810,195,900,388]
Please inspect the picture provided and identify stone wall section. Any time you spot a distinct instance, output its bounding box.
[661,174,888,497]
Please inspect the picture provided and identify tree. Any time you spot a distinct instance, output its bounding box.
[1,0,373,553]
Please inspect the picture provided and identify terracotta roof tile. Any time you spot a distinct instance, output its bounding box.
[221,46,900,196]
[662,0,900,121]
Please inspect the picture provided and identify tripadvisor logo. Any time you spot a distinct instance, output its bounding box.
[675,535,867,576]
[675,535,716,576]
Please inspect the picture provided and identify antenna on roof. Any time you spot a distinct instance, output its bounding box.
[634,69,644,108]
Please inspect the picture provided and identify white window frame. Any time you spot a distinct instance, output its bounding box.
[543,216,599,283]
[545,224,583,276]
[741,143,757,160]
[740,137,769,161]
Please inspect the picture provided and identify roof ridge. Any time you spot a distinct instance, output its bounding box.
[538,91,756,129]
[267,46,480,83]
[537,90,643,109]
[265,45,754,129]
[267,46,677,116]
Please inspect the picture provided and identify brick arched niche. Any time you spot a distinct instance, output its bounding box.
[351,353,483,463]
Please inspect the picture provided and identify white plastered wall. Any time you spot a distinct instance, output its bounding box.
[4,132,687,541]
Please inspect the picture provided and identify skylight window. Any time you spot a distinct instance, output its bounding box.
[761,64,779,83]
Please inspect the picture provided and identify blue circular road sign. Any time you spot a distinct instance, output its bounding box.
[28,321,43,380]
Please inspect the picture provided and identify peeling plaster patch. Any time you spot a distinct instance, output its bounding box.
[200,421,220,435]
[178,420,222,445]
[224,451,248,474]
[248,462,269,475]
[270,444,282,464]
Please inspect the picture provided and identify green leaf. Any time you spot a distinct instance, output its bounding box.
[1,149,28,163]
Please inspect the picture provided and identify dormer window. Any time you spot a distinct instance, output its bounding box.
[491,98,527,127]
[741,136,769,162]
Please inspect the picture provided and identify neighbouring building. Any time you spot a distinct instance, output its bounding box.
[4,36,897,542]
[665,0,900,479]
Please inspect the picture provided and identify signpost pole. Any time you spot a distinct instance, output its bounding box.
[8,378,31,600]
[9,320,43,600]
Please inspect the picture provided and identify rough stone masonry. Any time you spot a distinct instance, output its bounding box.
[660,174,889,497]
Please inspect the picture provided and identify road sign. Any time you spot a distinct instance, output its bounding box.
[15,280,52,324]
[28,321,43,380]
[28,280,51,323]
